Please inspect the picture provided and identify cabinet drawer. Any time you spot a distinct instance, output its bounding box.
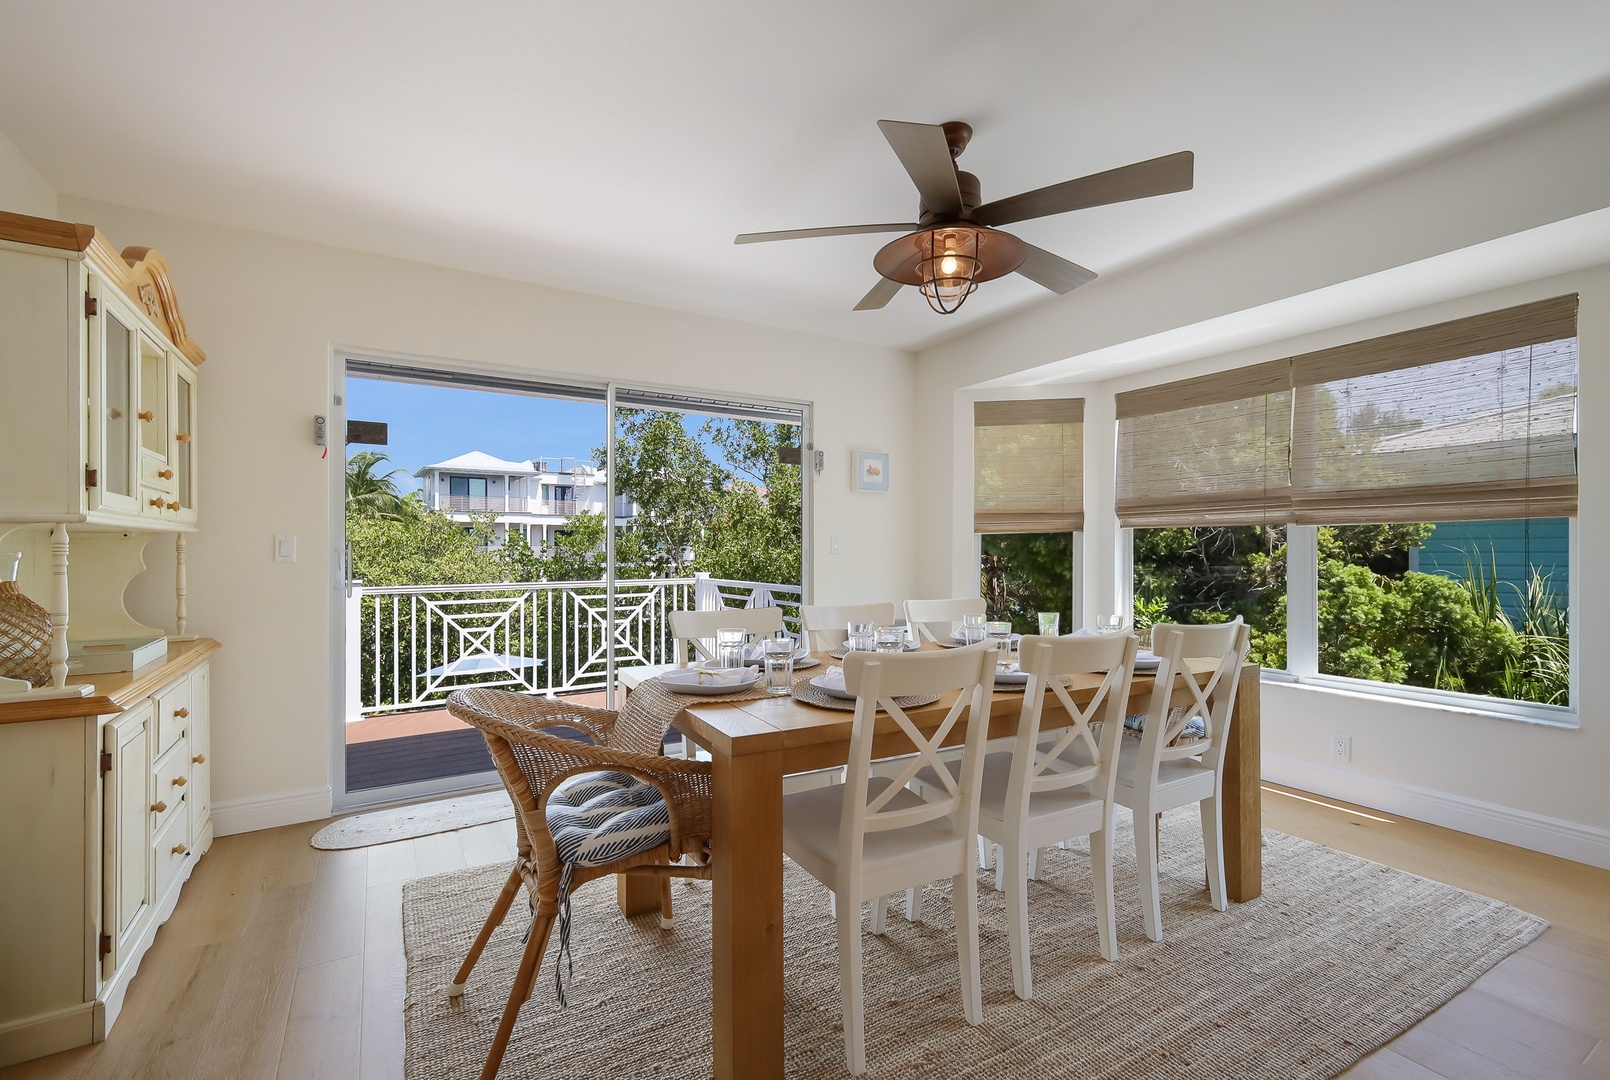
[152,802,192,903]
[154,677,192,756]
[140,454,177,493]
[151,737,190,833]
[140,485,181,519]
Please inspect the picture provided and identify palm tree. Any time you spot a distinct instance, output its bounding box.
[346,451,413,520]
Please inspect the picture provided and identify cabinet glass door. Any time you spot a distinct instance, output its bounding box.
[173,356,197,517]
[139,336,168,457]
[102,310,136,499]
[88,274,141,515]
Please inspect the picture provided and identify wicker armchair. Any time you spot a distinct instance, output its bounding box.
[444,687,714,1080]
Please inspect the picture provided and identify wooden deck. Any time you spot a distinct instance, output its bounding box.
[343,691,640,793]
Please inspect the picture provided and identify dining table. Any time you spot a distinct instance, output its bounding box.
[613,648,1262,1080]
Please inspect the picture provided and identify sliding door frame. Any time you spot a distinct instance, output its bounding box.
[327,347,812,810]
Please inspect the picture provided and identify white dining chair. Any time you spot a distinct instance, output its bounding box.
[911,632,1135,998]
[667,607,784,667]
[780,644,996,1076]
[798,601,897,651]
[903,597,987,644]
[1102,620,1250,942]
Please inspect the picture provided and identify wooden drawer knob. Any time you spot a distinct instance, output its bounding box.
[158,468,173,479]
[172,844,188,856]
[192,754,205,764]
[166,500,181,511]
[176,433,191,443]
[174,707,189,718]
[172,775,187,787]
[150,497,165,507]
[138,409,155,422]
[151,800,167,813]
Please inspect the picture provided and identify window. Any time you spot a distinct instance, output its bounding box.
[974,399,1083,632]
[1131,526,1288,669]
[448,475,487,498]
[1119,295,1577,715]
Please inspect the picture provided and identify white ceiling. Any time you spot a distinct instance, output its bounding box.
[4,1,1610,352]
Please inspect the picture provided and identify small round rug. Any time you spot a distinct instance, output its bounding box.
[311,790,514,850]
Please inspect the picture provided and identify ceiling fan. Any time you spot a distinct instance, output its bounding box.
[735,120,1194,314]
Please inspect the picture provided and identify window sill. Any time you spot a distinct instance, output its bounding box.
[1259,670,1579,730]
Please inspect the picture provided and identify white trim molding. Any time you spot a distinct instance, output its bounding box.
[211,785,333,836]
[1263,752,1610,871]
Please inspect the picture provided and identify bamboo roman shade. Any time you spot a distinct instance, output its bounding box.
[1114,294,1578,528]
[973,398,1084,532]
[1115,361,1293,527]
[1289,295,1578,523]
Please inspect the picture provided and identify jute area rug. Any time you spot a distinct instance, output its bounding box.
[310,790,513,849]
[401,809,1545,1079]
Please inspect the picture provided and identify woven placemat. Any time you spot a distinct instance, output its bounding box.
[790,677,941,712]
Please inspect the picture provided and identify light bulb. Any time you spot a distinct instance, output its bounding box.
[940,255,959,276]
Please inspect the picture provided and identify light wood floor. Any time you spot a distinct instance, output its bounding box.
[4,783,1607,1080]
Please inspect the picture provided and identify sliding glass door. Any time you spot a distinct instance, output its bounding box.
[332,359,808,807]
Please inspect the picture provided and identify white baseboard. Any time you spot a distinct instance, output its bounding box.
[0,1003,94,1069]
[1262,752,1610,871]
[211,785,332,836]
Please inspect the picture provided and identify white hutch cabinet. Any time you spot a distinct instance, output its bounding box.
[0,209,219,1067]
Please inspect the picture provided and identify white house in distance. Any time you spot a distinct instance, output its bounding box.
[414,451,636,548]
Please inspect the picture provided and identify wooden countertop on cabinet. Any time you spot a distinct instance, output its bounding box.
[0,638,221,725]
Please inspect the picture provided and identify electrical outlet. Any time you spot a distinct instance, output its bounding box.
[1329,733,1351,762]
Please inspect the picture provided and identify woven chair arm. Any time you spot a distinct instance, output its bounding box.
[447,687,618,745]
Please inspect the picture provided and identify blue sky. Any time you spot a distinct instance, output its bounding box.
[344,378,607,490]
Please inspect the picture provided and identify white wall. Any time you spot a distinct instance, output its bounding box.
[910,93,1610,867]
[57,197,918,832]
[0,130,55,219]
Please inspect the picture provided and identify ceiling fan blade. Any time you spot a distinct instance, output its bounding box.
[877,120,963,216]
[1014,243,1098,295]
[734,222,917,245]
[974,150,1194,227]
[853,277,903,311]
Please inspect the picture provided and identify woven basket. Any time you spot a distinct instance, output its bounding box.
[0,581,52,688]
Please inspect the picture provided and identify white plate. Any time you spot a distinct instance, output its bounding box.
[809,673,856,700]
[993,667,1030,685]
[660,667,762,695]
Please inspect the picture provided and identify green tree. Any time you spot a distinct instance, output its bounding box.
[345,451,414,521]
[348,510,502,586]
[980,533,1073,634]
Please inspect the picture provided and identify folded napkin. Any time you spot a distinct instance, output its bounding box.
[816,665,847,693]
[665,665,756,687]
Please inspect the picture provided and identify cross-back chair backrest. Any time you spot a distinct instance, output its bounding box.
[1004,633,1137,819]
[668,607,784,666]
[903,597,987,644]
[799,601,897,651]
[1139,621,1250,771]
[838,644,997,863]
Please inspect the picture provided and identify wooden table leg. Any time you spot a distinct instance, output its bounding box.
[1223,665,1262,903]
[616,873,661,917]
[711,743,785,1080]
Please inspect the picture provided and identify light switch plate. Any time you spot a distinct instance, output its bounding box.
[274,534,297,563]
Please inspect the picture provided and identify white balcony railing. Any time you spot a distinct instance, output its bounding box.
[347,575,802,716]
[434,494,583,516]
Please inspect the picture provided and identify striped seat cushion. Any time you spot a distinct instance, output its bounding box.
[1123,707,1207,746]
[546,770,671,868]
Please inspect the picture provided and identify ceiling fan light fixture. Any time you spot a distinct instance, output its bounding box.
[916,228,981,314]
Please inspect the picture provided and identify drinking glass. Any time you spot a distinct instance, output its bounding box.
[1094,614,1127,635]
[846,619,875,652]
[1037,611,1061,637]
[874,626,905,652]
[961,613,986,645]
[763,636,795,695]
[716,626,746,668]
[986,620,1014,663]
